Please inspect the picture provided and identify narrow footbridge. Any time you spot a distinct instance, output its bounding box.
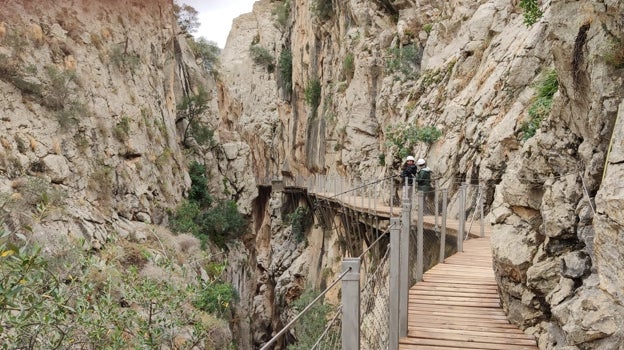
[260,175,538,350]
[401,236,537,350]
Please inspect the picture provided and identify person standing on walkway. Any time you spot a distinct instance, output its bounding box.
[415,158,432,192]
[415,158,435,213]
[399,155,418,201]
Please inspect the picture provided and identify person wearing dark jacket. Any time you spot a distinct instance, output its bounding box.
[400,156,418,185]
[398,155,418,202]
[415,158,432,192]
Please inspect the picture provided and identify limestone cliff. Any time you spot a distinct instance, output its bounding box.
[217,0,624,348]
[2,0,623,349]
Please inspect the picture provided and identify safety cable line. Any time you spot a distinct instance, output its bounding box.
[320,175,397,200]
[310,304,343,350]
[259,267,352,350]
[358,225,392,259]
[360,244,391,293]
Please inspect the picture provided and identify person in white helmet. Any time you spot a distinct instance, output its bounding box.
[398,155,418,202]
[415,158,432,192]
[400,155,418,186]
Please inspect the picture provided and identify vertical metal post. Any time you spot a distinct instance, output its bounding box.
[458,183,466,252]
[416,190,424,282]
[361,179,364,208]
[374,178,378,215]
[400,196,411,337]
[434,180,439,233]
[342,258,360,350]
[439,189,448,264]
[390,177,394,216]
[479,185,485,237]
[388,218,401,350]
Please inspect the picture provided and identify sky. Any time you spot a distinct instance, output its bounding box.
[181,0,257,48]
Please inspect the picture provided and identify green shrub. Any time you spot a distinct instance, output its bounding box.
[287,206,312,243]
[286,287,336,349]
[176,89,212,147]
[305,78,322,114]
[0,231,231,348]
[385,123,442,159]
[312,0,332,21]
[43,65,77,111]
[110,42,140,74]
[604,37,624,69]
[249,44,274,69]
[273,0,292,30]
[113,116,131,141]
[385,43,421,78]
[170,200,202,236]
[188,37,220,71]
[198,200,247,249]
[278,48,293,96]
[521,69,558,140]
[519,0,543,26]
[343,53,355,81]
[194,281,238,317]
[188,161,212,208]
[423,23,433,34]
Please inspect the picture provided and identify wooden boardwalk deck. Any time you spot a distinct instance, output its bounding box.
[399,236,538,350]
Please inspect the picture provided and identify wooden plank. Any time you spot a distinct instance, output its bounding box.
[408,326,537,341]
[400,336,538,350]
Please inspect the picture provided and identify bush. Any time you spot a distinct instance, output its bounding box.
[273,0,292,30]
[194,281,238,318]
[305,78,322,114]
[286,287,336,349]
[110,42,140,74]
[519,0,543,26]
[312,0,332,21]
[278,48,293,96]
[113,116,131,141]
[521,69,558,140]
[170,200,202,236]
[385,123,442,159]
[188,161,212,208]
[287,206,312,243]
[199,200,247,249]
[249,44,274,69]
[343,53,355,81]
[385,43,421,78]
[189,37,220,71]
[176,89,212,147]
[0,231,231,348]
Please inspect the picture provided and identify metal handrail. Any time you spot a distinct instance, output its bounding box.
[259,268,352,350]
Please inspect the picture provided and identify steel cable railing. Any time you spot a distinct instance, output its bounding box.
[268,174,489,349]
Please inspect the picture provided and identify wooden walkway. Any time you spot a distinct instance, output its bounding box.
[399,236,538,349]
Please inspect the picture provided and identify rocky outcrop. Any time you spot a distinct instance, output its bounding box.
[217,0,624,348]
[0,0,200,247]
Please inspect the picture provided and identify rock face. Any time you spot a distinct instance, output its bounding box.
[2,0,624,349]
[0,0,201,248]
[216,0,624,348]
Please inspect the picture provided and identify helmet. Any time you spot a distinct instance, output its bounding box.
[416,158,426,166]
[406,156,416,162]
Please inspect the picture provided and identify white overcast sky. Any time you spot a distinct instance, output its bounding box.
[180,0,257,48]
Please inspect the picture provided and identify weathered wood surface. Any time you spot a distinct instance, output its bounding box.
[399,236,538,350]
